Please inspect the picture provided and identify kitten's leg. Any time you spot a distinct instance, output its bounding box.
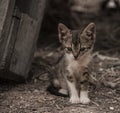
[58,77,68,96]
[80,71,90,104]
[66,76,80,103]
[80,87,90,104]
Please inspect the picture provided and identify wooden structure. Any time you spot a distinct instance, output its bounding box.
[0,0,46,82]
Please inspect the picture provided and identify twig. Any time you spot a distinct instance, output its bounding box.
[91,100,100,106]
[93,52,119,61]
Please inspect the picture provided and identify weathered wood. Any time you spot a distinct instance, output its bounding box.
[0,0,46,81]
[0,5,22,81]
[2,7,21,69]
[0,0,16,69]
[9,0,46,79]
[16,0,46,20]
[10,14,38,77]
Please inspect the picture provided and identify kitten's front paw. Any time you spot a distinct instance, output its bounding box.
[70,96,80,104]
[80,96,90,104]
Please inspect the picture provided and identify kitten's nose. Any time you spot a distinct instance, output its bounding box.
[74,55,78,60]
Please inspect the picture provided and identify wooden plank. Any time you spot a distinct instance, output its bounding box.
[0,0,46,81]
[0,0,15,69]
[10,14,38,78]
[2,7,21,69]
[16,0,46,20]
[9,0,46,79]
[0,7,22,81]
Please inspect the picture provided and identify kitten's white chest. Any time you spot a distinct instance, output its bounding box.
[65,53,79,74]
[65,52,92,75]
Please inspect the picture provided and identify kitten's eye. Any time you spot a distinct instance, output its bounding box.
[80,47,86,51]
[67,47,72,51]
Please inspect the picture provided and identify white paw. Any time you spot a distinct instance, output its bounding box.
[80,96,90,104]
[59,89,68,95]
[70,96,80,104]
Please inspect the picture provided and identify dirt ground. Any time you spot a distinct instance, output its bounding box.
[0,52,120,113]
[0,3,120,113]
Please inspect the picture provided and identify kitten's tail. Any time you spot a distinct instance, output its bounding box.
[32,57,68,97]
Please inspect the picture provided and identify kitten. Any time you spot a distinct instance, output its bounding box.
[34,23,96,104]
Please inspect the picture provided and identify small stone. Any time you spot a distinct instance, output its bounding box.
[99,68,103,71]
[34,89,39,93]
[99,62,102,66]
[109,106,114,110]
[47,52,53,57]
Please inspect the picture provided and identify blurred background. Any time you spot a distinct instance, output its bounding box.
[37,0,120,56]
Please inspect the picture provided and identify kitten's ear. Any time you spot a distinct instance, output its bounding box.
[83,23,96,39]
[58,23,70,43]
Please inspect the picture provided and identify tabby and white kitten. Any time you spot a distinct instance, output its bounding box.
[53,23,96,104]
[35,23,96,104]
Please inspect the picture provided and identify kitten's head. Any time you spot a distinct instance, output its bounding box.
[58,23,96,59]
